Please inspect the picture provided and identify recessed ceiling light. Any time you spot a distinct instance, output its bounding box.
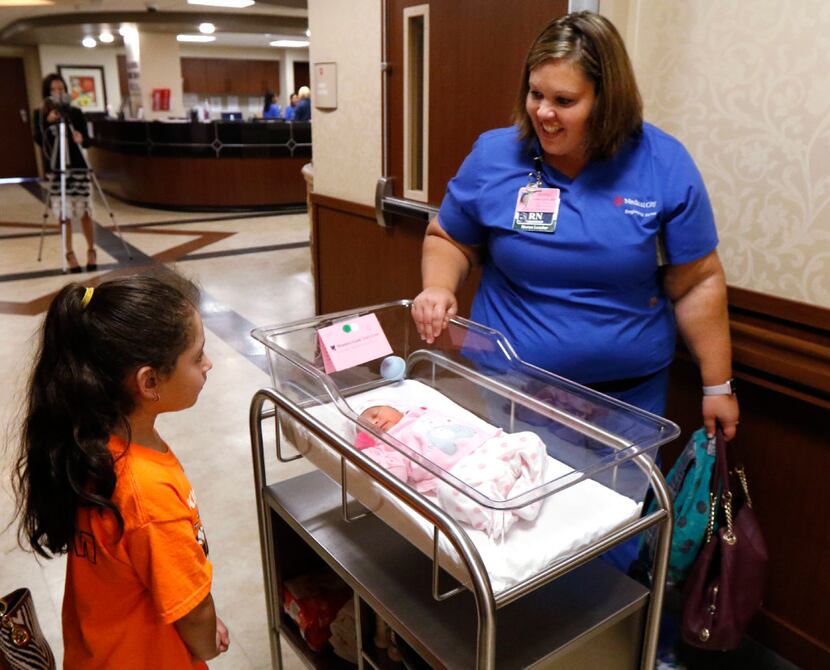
[187,0,254,7]
[199,22,215,34]
[82,36,97,48]
[0,0,54,6]
[270,39,309,48]
[177,34,217,43]
[99,31,114,43]
[119,25,137,38]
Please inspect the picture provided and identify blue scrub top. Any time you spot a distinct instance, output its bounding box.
[264,103,281,119]
[439,123,718,385]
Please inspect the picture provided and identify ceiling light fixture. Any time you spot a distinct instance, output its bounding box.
[177,34,217,43]
[199,22,216,34]
[82,36,97,48]
[187,0,254,8]
[0,0,54,6]
[99,31,115,43]
[270,39,309,48]
[119,26,137,38]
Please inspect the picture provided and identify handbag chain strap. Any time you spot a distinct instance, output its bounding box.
[704,490,718,543]
[722,490,736,545]
[704,430,738,545]
[733,464,753,508]
[0,596,33,648]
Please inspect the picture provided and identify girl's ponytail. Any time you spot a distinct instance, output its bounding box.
[13,274,198,557]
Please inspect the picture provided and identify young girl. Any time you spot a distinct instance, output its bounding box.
[12,275,229,669]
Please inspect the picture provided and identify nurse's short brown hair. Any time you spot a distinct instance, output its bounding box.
[513,11,643,161]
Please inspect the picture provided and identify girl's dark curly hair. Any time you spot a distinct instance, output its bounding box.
[13,273,199,557]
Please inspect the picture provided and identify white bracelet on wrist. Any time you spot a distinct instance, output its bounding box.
[702,378,736,396]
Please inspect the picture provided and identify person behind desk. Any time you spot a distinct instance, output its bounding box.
[262,92,281,119]
[293,86,312,121]
[283,93,299,121]
[33,73,97,273]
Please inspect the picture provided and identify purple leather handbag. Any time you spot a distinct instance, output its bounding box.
[681,430,768,650]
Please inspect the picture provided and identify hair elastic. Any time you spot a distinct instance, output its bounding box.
[80,286,95,309]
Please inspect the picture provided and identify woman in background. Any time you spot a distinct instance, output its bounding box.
[33,73,97,273]
[262,92,281,119]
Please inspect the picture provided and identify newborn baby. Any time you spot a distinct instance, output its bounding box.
[356,404,547,538]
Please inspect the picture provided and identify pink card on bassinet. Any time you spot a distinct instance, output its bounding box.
[317,313,393,373]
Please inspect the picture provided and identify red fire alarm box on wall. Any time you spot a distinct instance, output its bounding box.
[151,88,171,111]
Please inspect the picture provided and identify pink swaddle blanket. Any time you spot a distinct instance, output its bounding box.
[437,432,547,540]
[356,406,500,493]
[354,404,547,539]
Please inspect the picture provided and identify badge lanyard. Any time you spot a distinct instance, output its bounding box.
[512,156,561,233]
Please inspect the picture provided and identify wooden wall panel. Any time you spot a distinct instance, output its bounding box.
[310,195,478,315]
[667,359,830,670]
[666,289,830,670]
[89,148,307,209]
[385,0,568,205]
[117,54,129,97]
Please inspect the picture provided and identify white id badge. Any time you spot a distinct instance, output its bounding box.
[512,187,561,233]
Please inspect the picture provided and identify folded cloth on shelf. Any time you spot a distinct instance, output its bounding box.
[283,572,352,652]
[328,601,357,663]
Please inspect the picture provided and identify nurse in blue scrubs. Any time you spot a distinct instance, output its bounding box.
[412,11,739,443]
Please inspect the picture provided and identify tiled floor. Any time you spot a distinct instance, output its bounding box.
[0,183,312,669]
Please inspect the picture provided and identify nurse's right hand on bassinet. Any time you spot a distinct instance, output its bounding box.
[412,287,457,343]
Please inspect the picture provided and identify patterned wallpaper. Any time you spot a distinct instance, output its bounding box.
[624,0,830,307]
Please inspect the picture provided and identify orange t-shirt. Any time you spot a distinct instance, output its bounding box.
[62,436,212,670]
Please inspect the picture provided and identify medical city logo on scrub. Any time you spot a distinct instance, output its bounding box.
[614,195,658,218]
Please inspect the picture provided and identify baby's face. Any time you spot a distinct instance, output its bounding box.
[360,405,403,432]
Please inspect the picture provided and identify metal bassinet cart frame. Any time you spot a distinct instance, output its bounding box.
[249,301,676,670]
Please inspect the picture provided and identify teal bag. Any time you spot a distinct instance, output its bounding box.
[641,428,717,585]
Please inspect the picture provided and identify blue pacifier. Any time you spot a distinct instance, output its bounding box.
[380,355,406,381]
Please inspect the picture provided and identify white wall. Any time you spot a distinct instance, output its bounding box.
[137,31,185,120]
[308,0,382,207]
[37,44,122,113]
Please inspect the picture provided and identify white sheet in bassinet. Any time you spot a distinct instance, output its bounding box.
[288,380,641,595]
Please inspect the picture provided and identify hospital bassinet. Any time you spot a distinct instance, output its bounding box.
[250,301,678,669]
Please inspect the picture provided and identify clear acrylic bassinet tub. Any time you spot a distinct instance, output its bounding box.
[251,300,679,594]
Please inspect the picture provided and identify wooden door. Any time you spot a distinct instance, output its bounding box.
[261,60,280,95]
[203,59,227,95]
[247,60,279,95]
[385,0,568,205]
[246,61,262,94]
[181,57,208,94]
[293,61,310,92]
[0,57,38,178]
[226,59,248,94]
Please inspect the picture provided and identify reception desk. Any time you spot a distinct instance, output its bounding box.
[87,120,311,210]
